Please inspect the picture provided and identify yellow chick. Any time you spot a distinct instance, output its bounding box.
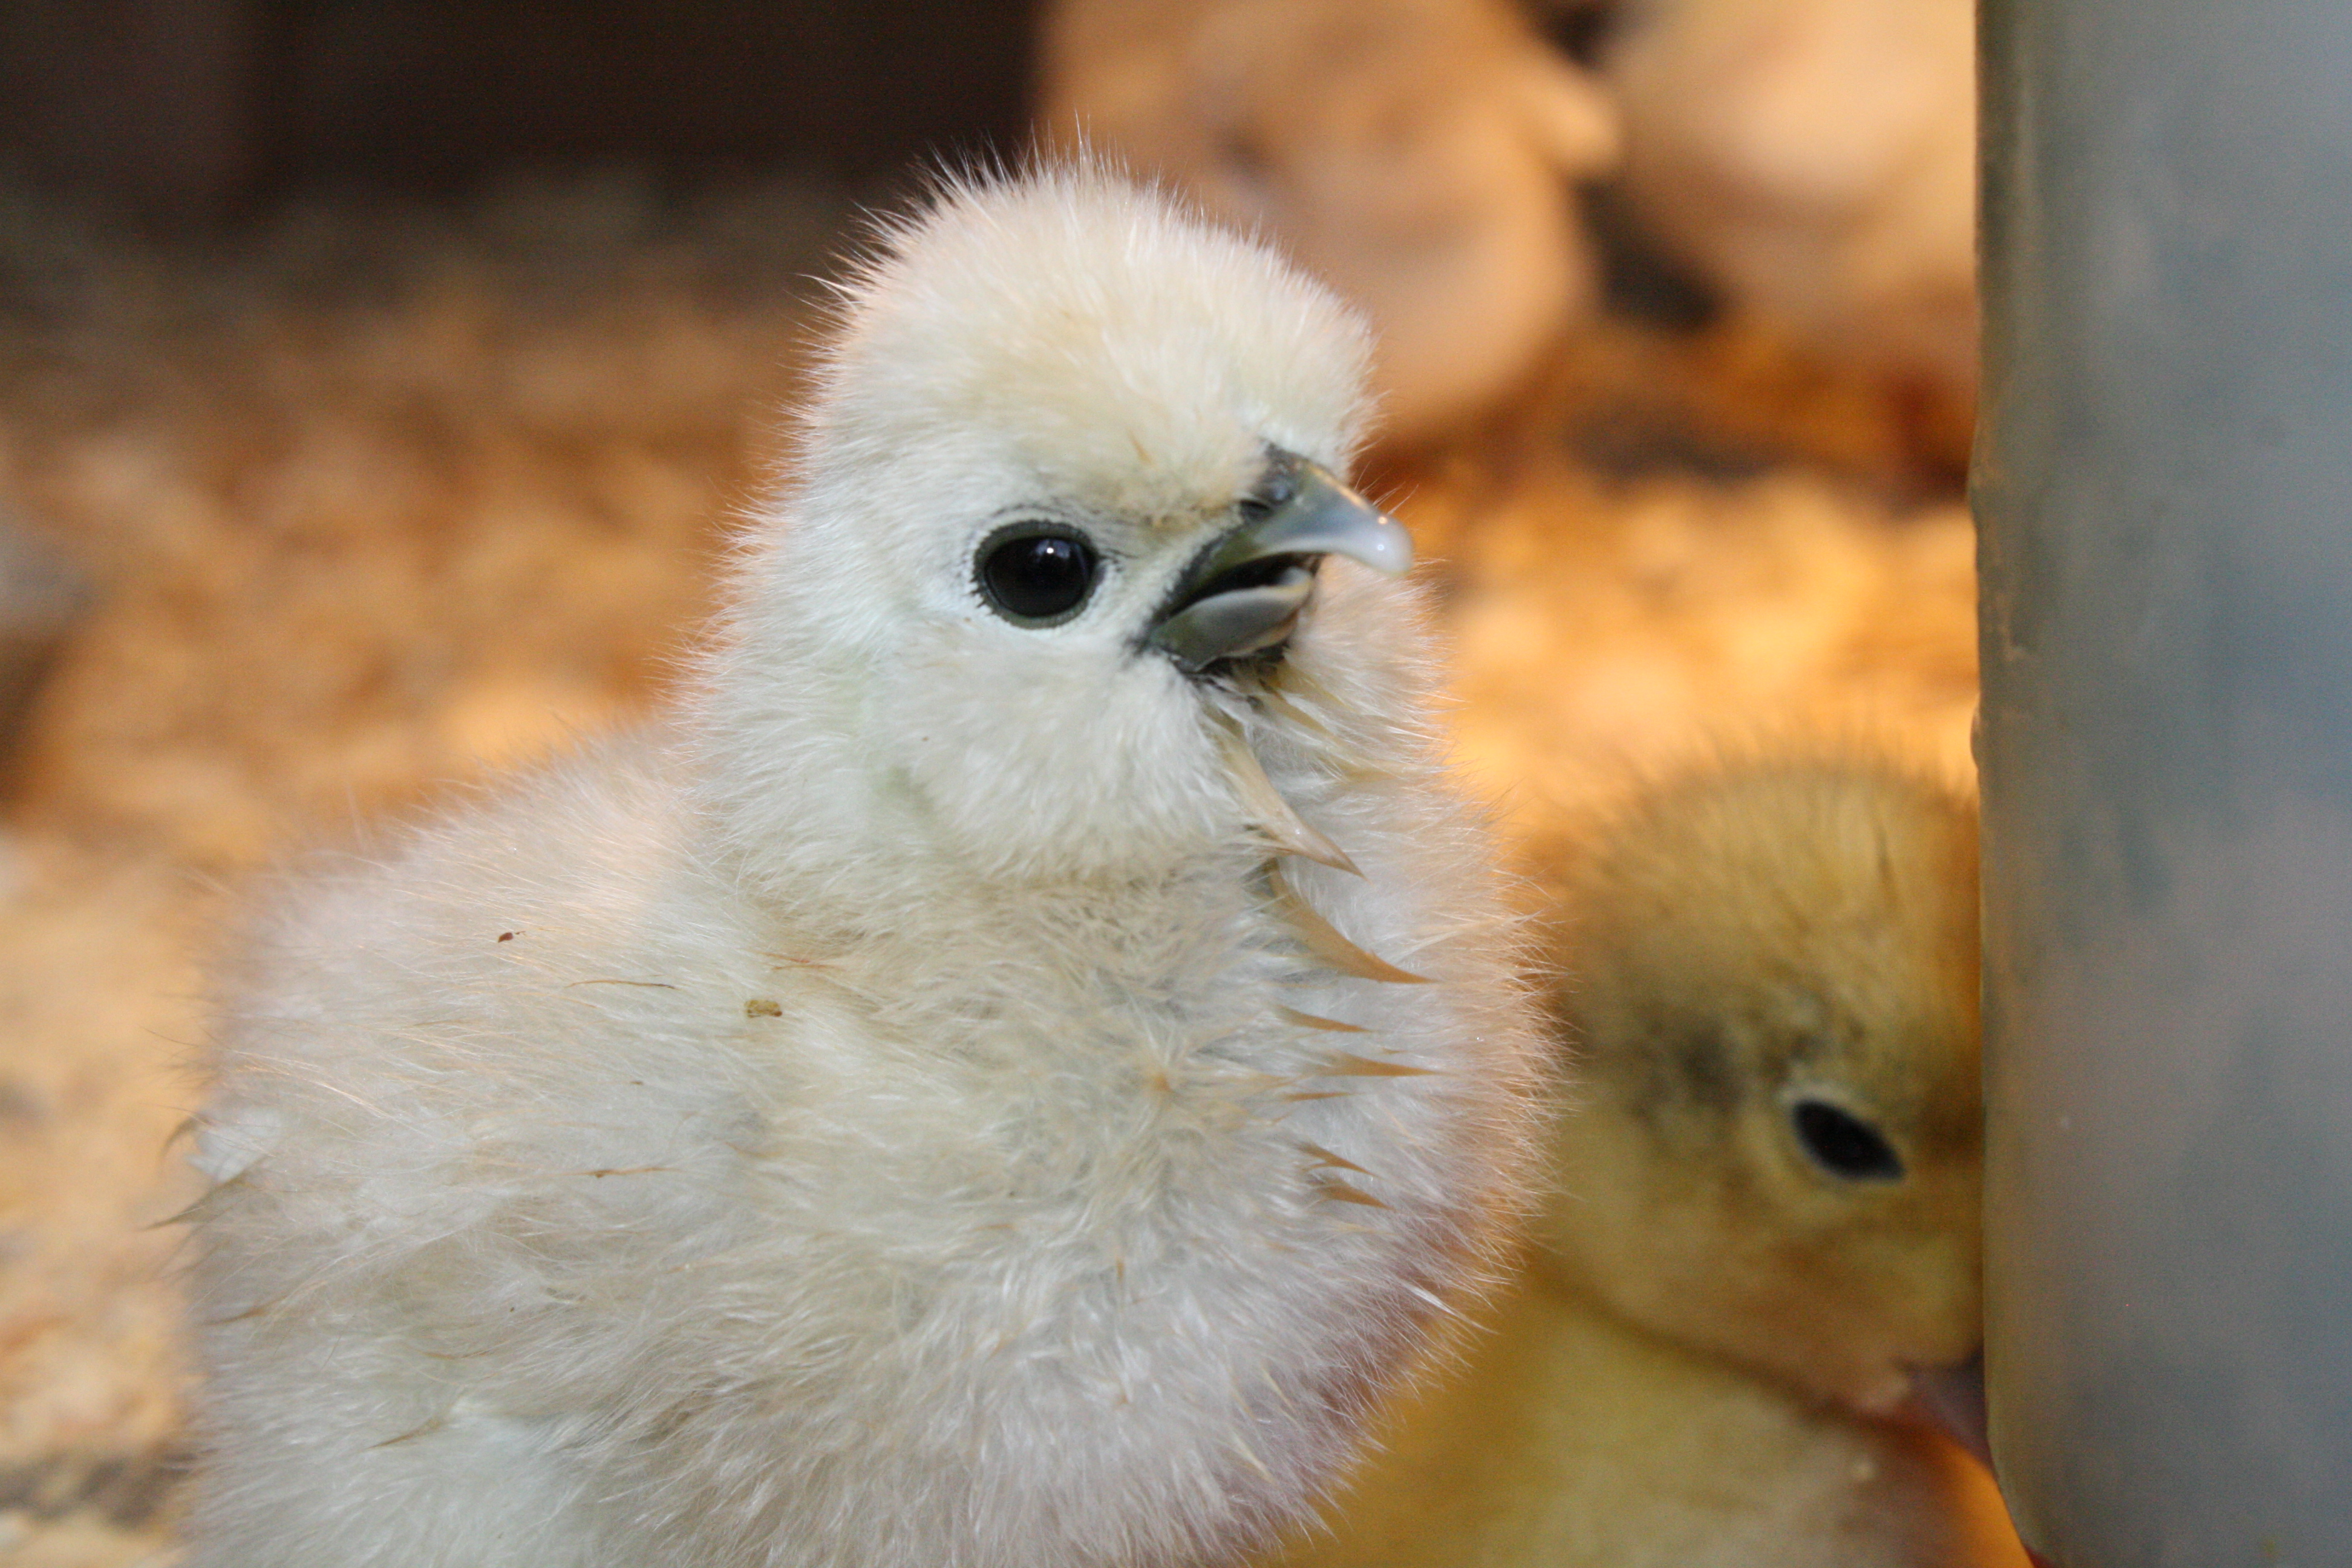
[1266,757,2028,1568]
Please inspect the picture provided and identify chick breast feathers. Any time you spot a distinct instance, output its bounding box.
[182,168,1544,1568]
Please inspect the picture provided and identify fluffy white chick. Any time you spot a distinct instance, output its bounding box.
[181,167,1544,1568]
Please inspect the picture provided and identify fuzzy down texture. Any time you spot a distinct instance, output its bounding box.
[181,168,1545,1568]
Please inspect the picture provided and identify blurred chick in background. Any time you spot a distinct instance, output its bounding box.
[1045,0,1977,474]
[1040,0,1619,450]
[1599,0,1977,459]
[1266,758,2025,1568]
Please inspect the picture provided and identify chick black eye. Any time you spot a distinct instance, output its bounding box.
[1791,1098,1905,1181]
[976,523,1101,627]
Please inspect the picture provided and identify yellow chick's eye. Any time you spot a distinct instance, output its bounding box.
[1790,1097,1905,1181]
[977,521,1102,626]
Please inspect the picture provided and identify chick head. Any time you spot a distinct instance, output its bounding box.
[704,168,1416,887]
[1530,759,1981,1414]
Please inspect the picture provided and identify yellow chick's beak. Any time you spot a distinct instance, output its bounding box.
[1146,450,1412,674]
[1904,1351,1991,1464]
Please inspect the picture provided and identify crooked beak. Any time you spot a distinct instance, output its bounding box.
[1146,451,1413,675]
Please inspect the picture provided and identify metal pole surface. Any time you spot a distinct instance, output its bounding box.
[1978,0,2352,1561]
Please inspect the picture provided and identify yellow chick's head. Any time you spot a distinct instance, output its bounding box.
[698,165,1420,892]
[1531,757,1982,1416]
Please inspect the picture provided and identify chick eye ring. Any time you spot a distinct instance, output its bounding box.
[975,521,1103,627]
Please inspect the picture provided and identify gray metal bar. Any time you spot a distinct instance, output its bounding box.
[1977,0,2352,1561]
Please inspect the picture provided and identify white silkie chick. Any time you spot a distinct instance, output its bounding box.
[180,168,1544,1568]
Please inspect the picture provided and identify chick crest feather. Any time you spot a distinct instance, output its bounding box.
[183,166,1546,1568]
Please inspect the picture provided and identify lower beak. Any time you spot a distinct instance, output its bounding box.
[1146,451,1413,674]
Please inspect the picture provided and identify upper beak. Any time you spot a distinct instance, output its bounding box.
[1146,450,1414,674]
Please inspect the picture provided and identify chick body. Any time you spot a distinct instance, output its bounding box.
[1266,759,2027,1567]
[183,171,1542,1568]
